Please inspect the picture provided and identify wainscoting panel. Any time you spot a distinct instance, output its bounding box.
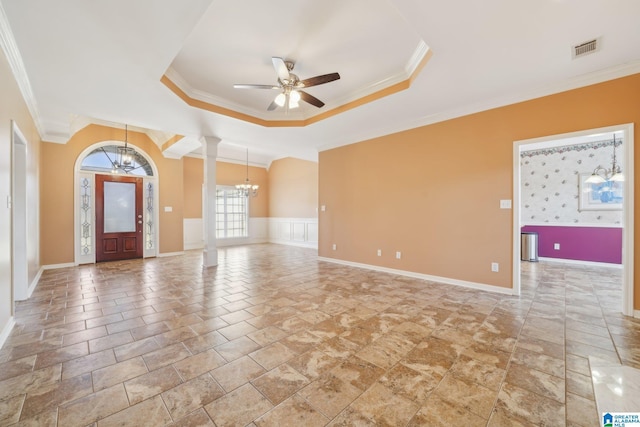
[184,218,204,250]
[184,217,316,249]
[268,218,318,249]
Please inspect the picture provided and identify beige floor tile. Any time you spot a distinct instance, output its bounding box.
[98,395,172,426]
[162,373,225,420]
[204,383,273,427]
[251,364,310,405]
[211,355,266,392]
[124,365,183,405]
[249,342,297,370]
[3,245,634,426]
[255,394,329,427]
[168,408,215,427]
[92,356,148,391]
[173,349,226,381]
[58,383,130,426]
[408,394,487,427]
[493,382,565,427]
[298,374,362,418]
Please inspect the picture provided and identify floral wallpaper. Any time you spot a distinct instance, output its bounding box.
[520,138,623,225]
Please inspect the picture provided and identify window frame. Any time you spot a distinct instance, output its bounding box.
[215,186,249,239]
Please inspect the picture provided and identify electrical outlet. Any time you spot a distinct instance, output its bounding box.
[554,243,560,250]
[491,262,499,272]
[377,249,382,256]
[332,244,337,251]
[395,251,401,259]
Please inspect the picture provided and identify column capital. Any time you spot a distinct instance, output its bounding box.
[201,136,221,159]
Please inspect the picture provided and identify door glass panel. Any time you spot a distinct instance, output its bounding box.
[104,181,136,233]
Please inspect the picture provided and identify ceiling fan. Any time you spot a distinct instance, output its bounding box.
[234,57,340,111]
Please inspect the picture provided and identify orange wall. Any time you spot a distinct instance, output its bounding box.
[1,46,41,328]
[40,124,184,264]
[183,157,203,218]
[268,157,318,218]
[180,157,269,219]
[320,73,640,307]
[216,161,268,218]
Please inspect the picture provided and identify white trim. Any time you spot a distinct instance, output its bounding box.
[27,267,43,298]
[537,257,623,268]
[268,217,318,249]
[521,222,623,229]
[43,262,75,270]
[165,41,430,123]
[514,124,634,317]
[157,251,185,258]
[635,310,640,319]
[0,4,48,141]
[318,61,640,154]
[318,256,514,296]
[0,317,16,350]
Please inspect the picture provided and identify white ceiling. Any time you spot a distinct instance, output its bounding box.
[2,0,640,166]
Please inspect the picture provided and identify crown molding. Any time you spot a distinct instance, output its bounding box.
[164,40,430,124]
[318,61,640,153]
[0,3,47,140]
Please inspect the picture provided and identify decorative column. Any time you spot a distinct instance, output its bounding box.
[202,136,221,268]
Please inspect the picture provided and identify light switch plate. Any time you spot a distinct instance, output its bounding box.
[164,206,172,212]
[500,199,512,209]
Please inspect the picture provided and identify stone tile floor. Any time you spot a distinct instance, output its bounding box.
[0,244,638,426]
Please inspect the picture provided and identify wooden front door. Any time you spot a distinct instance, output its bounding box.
[96,174,143,262]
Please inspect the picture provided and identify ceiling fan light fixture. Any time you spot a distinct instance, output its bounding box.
[274,93,286,107]
[290,90,301,103]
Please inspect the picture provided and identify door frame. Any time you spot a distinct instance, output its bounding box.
[11,121,28,301]
[73,141,159,265]
[512,123,635,317]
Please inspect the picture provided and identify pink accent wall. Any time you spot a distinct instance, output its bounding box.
[521,225,622,264]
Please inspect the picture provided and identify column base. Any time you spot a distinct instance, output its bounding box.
[203,248,218,268]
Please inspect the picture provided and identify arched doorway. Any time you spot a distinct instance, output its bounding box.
[74,141,159,264]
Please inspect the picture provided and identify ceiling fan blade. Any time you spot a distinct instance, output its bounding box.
[299,91,325,108]
[272,57,290,82]
[267,101,278,111]
[300,72,340,88]
[233,84,280,90]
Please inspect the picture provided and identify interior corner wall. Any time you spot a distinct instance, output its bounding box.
[268,157,318,218]
[216,161,268,218]
[183,157,204,218]
[0,44,41,343]
[40,124,185,265]
[319,73,640,305]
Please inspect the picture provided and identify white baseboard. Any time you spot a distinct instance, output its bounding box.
[538,257,623,268]
[635,310,640,319]
[0,317,16,350]
[157,251,185,258]
[184,242,204,250]
[269,239,318,249]
[317,256,514,295]
[42,262,76,270]
[27,267,43,298]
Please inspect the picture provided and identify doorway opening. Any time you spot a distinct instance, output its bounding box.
[11,121,28,301]
[512,124,634,317]
[74,141,159,265]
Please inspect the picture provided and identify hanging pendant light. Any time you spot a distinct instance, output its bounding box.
[113,124,137,174]
[236,148,259,197]
[585,134,624,184]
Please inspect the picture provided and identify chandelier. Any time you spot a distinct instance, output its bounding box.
[585,134,624,184]
[236,148,259,197]
[112,124,137,174]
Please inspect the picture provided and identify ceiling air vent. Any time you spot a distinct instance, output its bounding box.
[572,38,599,59]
